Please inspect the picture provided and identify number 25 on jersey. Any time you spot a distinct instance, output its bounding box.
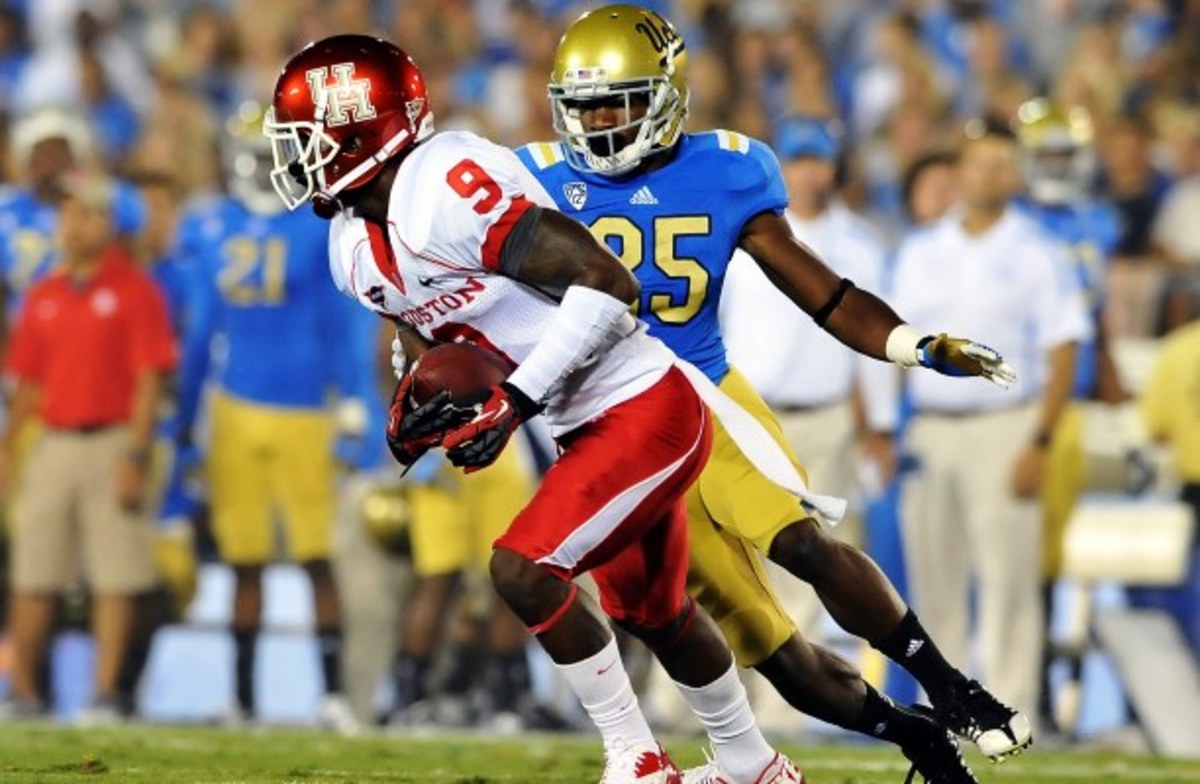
[589,215,711,324]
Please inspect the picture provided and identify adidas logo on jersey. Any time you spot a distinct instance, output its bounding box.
[906,639,924,657]
[629,186,658,205]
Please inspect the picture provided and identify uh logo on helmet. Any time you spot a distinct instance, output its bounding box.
[264,34,435,218]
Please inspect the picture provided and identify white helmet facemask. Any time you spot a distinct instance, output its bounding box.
[1021,121,1096,206]
[550,77,683,177]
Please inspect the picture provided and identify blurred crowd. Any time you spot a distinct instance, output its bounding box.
[0,0,1197,746]
[0,0,1197,261]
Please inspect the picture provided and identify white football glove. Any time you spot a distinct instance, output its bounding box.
[334,397,369,437]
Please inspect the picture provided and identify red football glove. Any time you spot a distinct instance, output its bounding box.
[386,376,455,468]
[442,382,541,473]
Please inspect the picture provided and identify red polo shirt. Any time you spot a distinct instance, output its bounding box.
[6,246,178,429]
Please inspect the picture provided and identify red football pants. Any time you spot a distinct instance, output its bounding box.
[494,366,712,629]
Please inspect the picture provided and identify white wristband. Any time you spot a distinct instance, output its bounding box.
[506,285,632,403]
[885,324,925,367]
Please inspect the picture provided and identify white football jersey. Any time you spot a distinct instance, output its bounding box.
[328,130,674,435]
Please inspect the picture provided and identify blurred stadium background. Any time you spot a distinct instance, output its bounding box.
[0,0,1198,781]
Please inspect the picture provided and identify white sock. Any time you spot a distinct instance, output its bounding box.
[675,663,777,783]
[556,636,655,751]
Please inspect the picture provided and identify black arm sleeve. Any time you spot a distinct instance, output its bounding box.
[497,205,546,280]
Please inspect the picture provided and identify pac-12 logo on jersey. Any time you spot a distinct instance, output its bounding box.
[563,182,588,211]
[305,63,377,126]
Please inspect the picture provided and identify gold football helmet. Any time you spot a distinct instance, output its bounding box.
[360,482,413,557]
[224,100,282,215]
[549,4,688,176]
[1015,98,1096,205]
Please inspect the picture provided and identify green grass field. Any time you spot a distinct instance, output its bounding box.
[0,724,1198,783]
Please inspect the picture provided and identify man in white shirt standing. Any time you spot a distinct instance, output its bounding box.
[721,115,899,732]
[890,120,1091,726]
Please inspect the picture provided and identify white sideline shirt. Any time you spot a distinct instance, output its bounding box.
[720,203,899,432]
[890,206,1093,413]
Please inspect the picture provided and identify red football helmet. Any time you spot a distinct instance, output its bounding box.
[264,34,434,215]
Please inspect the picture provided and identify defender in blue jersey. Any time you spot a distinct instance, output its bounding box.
[520,6,1028,779]
[172,104,366,730]
[1014,98,1131,733]
[0,107,144,347]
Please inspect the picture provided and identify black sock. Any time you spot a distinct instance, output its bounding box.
[233,628,258,713]
[873,610,966,702]
[487,647,531,713]
[317,627,343,695]
[117,601,156,715]
[1039,582,1056,723]
[442,645,474,696]
[851,683,937,748]
[393,652,433,710]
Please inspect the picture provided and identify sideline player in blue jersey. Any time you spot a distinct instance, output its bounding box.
[519,6,1026,779]
[1013,98,1132,733]
[172,102,366,731]
[0,106,144,349]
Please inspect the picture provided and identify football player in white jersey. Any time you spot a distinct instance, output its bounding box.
[265,35,803,784]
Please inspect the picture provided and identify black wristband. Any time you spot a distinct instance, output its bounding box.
[500,381,544,419]
[812,278,855,328]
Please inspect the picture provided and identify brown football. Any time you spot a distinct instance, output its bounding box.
[409,341,514,408]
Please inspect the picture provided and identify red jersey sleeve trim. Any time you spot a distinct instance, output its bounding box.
[481,196,535,272]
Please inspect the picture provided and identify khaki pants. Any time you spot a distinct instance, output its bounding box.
[11,427,155,595]
[901,405,1042,720]
[333,472,411,722]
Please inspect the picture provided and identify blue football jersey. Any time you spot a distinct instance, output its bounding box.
[173,197,360,428]
[1017,198,1122,398]
[335,305,391,471]
[0,188,59,316]
[0,183,146,320]
[517,131,788,383]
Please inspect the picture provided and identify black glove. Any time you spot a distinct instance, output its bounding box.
[386,376,455,467]
[441,382,541,473]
